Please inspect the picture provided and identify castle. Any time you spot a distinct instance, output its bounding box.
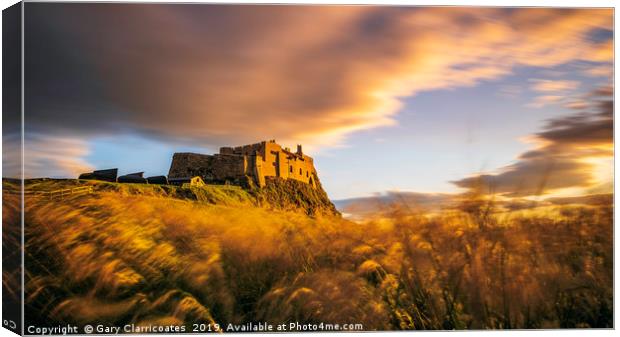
[167,140,318,188]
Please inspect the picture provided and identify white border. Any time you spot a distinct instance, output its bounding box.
[0,1,616,337]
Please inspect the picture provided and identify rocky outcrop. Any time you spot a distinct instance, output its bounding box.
[253,177,339,217]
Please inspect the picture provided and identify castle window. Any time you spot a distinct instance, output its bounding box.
[306,171,309,177]
[289,166,293,173]
[299,168,302,175]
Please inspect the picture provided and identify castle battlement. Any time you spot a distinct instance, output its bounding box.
[168,140,318,188]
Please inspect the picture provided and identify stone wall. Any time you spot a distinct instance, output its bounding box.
[169,152,248,184]
[211,154,247,181]
[168,153,215,179]
[280,152,316,187]
[169,140,319,189]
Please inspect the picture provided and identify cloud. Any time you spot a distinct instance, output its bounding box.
[529,79,580,93]
[452,86,613,197]
[3,133,94,179]
[2,133,22,179]
[585,39,614,62]
[582,64,613,78]
[334,191,457,220]
[527,95,564,108]
[527,78,582,108]
[564,100,589,110]
[24,135,93,179]
[23,4,612,157]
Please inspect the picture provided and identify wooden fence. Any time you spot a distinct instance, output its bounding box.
[4,186,94,200]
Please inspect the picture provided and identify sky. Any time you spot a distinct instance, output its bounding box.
[8,4,613,200]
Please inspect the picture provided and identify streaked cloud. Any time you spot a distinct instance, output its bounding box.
[586,39,614,62]
[564,100,589,110]
[334,191,456,220]
[527,78,582,108]
[4,133,93,179]
[582,64,613,78]
[2,133,22,179]
[527,95,565,108]
[25,5,613,156]
[452,86,613,197]
[24,135,93,179]
[529,79,580,93]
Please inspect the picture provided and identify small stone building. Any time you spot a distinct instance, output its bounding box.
[168,140,318,188]
[78,168,118,182]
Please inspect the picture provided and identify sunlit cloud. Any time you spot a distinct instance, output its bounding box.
[24,135,93,178]
[585,39,614,62]
[527,78,582,108]
[452,86,613,197]
[529,79,580,93]
[582,63,614,78]
[527,95,565,108]
[564,100,589,110]
[25,5,613,157]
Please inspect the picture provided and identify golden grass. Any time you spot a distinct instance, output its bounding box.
[11,180,613,329]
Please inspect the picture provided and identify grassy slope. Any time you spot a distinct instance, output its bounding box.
[18,178,339,216]
[10,179,613,329]
[19,179,255,207]
[20,179,364,328]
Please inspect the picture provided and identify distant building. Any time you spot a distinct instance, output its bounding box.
[78,168,118,182]
[117,172,147,184]
[168,140,318,188]
[168,176,205,187]
[78,169,166,185]
[146,175,168,185]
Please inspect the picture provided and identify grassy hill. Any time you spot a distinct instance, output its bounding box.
[4,179,613,330]
[15,177,339,217]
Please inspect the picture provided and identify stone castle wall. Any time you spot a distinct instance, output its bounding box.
[168,153,214,179]
[168,152,246,184]
[168,140,318,188]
